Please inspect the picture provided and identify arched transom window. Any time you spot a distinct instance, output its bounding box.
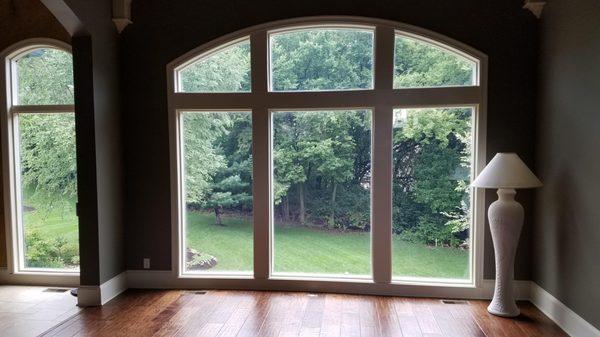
[168,18,487,290]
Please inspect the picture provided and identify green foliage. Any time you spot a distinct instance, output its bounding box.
[392,108,472,246]
[179,41,250,92]
[394,36,475,88]
[20,114,77,198]
[183,112,253,218]
[271,29,373,91]
[13,48,80,269]
[179,32,475,248]
[16,48,74,105]
[24,228,79,269]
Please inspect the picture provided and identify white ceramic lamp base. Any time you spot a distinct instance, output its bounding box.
[487,188,523,317]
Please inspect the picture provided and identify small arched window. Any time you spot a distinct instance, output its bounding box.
[1,40,79,274]
[168,18,487,291]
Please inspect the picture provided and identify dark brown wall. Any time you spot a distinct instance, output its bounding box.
[534,0,600,329]
[121,0,539,280]
[0,0,70,268]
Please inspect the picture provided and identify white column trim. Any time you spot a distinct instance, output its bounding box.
[77,271,128,307]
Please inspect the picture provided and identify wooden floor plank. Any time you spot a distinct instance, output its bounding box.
[37,290,568,337]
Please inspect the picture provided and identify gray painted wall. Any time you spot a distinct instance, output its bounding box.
[121,0,539,280]
[43,0,126,285]
[534,0,600,329]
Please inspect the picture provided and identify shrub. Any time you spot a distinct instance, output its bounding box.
[24,228,79,269]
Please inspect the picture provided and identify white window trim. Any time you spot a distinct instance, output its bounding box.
[0,38,80,284]
[167,16,487,296]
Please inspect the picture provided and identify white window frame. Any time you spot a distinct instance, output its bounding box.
[167,17,487,297]
[0,38,80,284]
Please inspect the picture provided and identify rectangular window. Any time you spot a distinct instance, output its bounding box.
[17,113,79,271]
[392,107,473,281]
[271,109,372,278]
[181,111,253,274]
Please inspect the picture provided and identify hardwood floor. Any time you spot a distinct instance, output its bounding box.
[41,290,567,337]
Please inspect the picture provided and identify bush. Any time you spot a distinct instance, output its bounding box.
[398,214,463,247]
[24,229,79,269]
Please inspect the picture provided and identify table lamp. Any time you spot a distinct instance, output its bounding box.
[472,152,542,317]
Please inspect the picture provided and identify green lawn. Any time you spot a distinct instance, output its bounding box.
[186,211,469,279]
[23,193,79,243]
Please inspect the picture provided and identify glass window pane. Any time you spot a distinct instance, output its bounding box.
[19,113,78,270]
[270,28,374,91]
[394,35,476,88]
[177,40,251,93]
[392,107,473,280]
[272,110,371,277]
[182,111,253,274]
[15,48,74,105]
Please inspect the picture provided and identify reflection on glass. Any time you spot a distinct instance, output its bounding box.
[178,40,251,93]
[19,113,78,270]
[16,48,74,105]
[182,111,253,274]
[270,28,374,91]
[394,35,476,88]
[392,107,473,280]
[272,110,372,277]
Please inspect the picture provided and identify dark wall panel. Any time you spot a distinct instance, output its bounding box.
[121,0,539,280]
[534,0,600,329]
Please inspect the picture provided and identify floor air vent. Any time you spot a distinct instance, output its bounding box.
[43,288,70,293]
[441,299,468,305]
[183,290,208,295]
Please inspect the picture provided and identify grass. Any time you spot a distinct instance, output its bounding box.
[22,198,469,280]
[22,192,79,243]
[186,211,469,279]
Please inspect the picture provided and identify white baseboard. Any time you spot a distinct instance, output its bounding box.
[77,271,128,307]
[530,282,600,337]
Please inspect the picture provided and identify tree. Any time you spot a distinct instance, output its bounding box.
[17,49,77,199]
[179,41,250,92]
[178,29,475,248]
[204,175,251,226]
[184,112,253,225]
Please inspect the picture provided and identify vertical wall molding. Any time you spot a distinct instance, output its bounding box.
[112,0,132,33]
[523,0,546,18]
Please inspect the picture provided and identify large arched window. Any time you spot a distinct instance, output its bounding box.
[1,40,79,275]
[168,18,487,292]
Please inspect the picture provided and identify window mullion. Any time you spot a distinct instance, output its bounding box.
[10,104,75,114]
[372,105,393,284]
[250,31,268,97]
[252,108,271,279]
[250,31,271,279]
[371,26,395,284]
[374,26,395,91]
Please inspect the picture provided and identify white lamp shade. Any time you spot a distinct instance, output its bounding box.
[472,153,542,189]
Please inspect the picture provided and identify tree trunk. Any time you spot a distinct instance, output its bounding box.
[283,196,290,222]
[330,181,337,228]
[214,206,223,226]
[299,182,305,224]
